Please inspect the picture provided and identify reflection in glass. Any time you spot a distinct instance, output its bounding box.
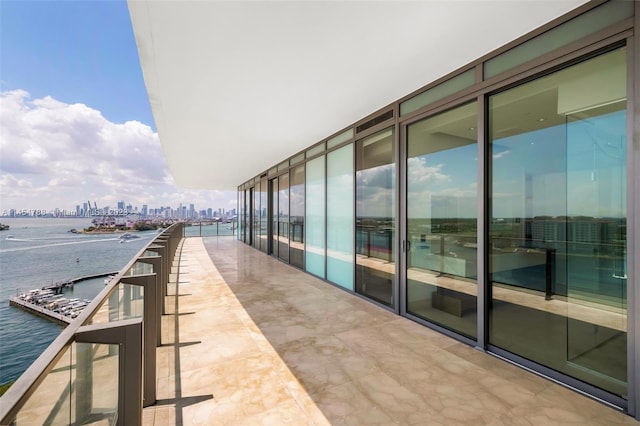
[356,128,395,306]
[245,189,250,244]
[406,102,478,338]
[259,179,268,252]
[277,174,290,262]
[489,47,627,396]
[306,156,325,278]
[290,165,305,269]
[13,342,120,425]
[327,144,354,290]
[252,187,258,249]
[271,177,279,257]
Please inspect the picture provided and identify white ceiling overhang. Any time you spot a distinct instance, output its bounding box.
[128,0,587,190]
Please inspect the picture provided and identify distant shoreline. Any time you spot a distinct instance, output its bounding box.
[81,229,139,234]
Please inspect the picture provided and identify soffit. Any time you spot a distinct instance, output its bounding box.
[128,0,588,190]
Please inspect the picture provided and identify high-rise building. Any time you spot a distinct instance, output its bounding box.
[130,1,639,419]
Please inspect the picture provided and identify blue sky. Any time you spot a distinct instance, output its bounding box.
[1,0,154,129]
[0,1,237,213]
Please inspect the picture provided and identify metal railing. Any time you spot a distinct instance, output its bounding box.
[0,223,184,426]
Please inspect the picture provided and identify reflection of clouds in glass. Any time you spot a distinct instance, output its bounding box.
[358,164,393,188]
[356,164,395,218]
[492,149,510,159]
[407,148,477,218]
[407,157,449,185]
[290,186,304,215]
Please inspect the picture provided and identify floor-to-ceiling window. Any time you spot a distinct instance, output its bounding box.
[306,156,326,278]
[356,128,395,306]
[278,173,290,262]
[406,103,478,338]
[488,47,627,397]
[271,177,279,257]
[252,187,258,248]
[259,179,268,252]
[327,144,354,290]
[290,165,305,269]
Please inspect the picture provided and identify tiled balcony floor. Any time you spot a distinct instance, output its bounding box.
[143,237,637,425]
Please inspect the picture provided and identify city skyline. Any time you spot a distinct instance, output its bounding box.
[0,1,237,212]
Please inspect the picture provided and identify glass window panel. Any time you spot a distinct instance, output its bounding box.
[327,128,354,149]
[305,156,325,278]
[252,186,259,249]
[290,165,305,269]
[290,153,305,165]
[278,160,289,171]
[271,177,279,257]
[484,1,633,79]
[489,47,627,397]
[278,173,290,262]
[245,189,251,244]
[237,191,242,240]
[400,69,475,116]
[260,179,268,252]
[268,166,278,176]
[406,103,478,338]
[356,128,396,306]
[306,143,325,158]
[327,144,354,290]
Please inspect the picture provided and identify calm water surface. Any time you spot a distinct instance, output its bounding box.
[0,218,155,384]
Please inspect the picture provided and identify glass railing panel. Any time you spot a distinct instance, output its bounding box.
[127,261,154,276]
[183,223,202,237]
[200,223,220,237]
[75,342,119,425]
[11,344,73,425]
[87,283,144,325]
[217,223,236,237]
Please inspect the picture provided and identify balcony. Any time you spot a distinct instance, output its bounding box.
[2,232,636,425]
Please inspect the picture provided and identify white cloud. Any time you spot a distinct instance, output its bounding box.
[0,90,237,211]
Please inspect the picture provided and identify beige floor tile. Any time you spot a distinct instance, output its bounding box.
[141,237,637,425]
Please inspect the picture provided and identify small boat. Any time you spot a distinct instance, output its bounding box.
[119,233,140,242]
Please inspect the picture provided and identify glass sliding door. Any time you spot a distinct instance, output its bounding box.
[356,128,395,306]
[290,165,305,269]
[327,144,354,290]
[252,186,258,248]
[259,179,268,252]
[245,189,251,245]
[406,103,478,338]
[306,156,326,278]
[271,177,279,257]
[278,173,290,262]
[488,47,627,397]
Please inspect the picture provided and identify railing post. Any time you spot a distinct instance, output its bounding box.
[76,318,143,426]
[137,254,164,345]
[120,274,158,407]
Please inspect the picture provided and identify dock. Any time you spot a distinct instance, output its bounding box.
[9,271,119,325]
[9,297,71,325]
[42,271,118,294]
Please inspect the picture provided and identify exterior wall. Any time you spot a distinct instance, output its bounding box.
[238,1,638,418]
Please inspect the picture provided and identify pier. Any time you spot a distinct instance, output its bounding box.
[9,271,119,324]
[42,271,118,294]
[9,297,71,325]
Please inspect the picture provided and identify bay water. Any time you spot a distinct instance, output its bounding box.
[0,218,156,385]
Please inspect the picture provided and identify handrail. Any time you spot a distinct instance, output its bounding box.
[0,223,184,425]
